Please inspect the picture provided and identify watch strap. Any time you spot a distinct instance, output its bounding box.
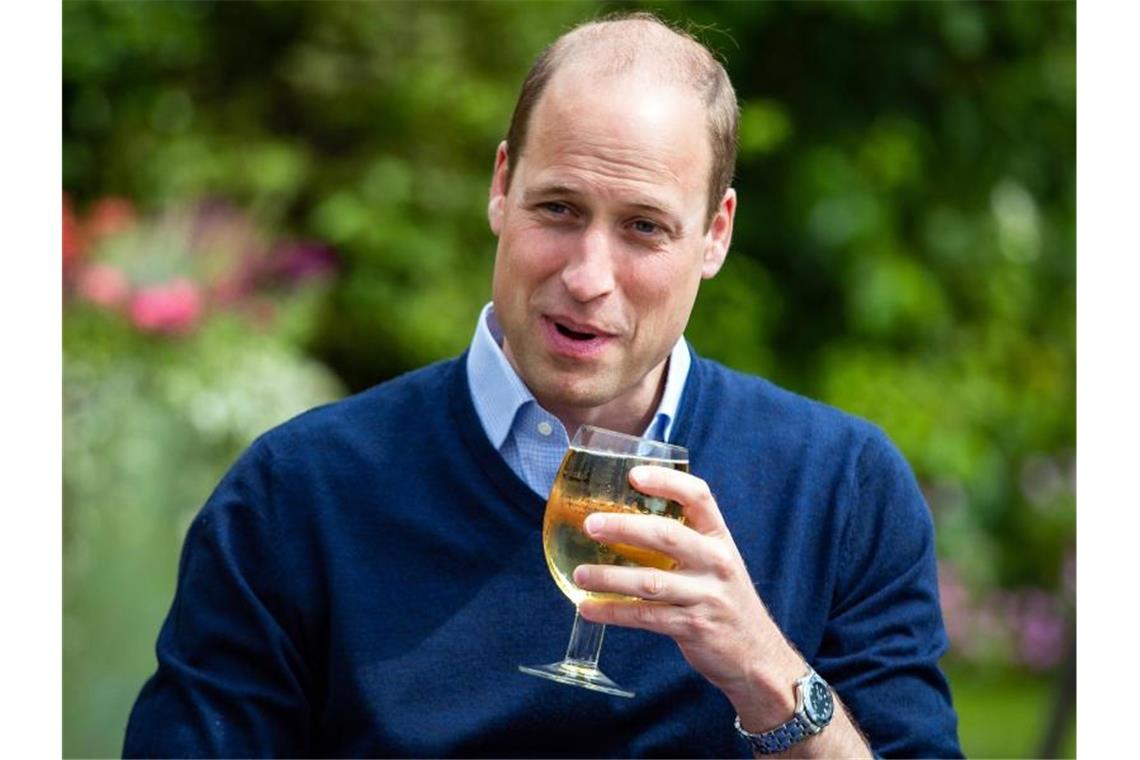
[733,667,833,755]
[734,713,816,755]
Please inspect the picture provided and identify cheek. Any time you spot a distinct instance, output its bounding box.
[493,225,560,307]
[622,260,703,349]
[493,228,530,284]
[629,256,702,313]
[499,225,566,284]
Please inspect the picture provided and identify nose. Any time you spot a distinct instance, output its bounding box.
[560,224,616,303]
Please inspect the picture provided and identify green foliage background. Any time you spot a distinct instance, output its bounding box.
[63,2,1075,757]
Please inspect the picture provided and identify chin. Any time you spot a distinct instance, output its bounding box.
[532,368,618,410]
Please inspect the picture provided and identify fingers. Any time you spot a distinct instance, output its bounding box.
[629,466,727,536]
[583,511,711,571]
[577,595,691,637]
[572,563,704,606]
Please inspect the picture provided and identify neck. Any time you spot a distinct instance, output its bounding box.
[551,364,667,441]
[500,343,669,440]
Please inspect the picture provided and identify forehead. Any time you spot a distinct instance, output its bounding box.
[518,69,712,212]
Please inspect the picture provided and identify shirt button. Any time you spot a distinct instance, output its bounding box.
[537,421,553,436]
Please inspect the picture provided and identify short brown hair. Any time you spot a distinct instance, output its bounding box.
[503,12,739,228]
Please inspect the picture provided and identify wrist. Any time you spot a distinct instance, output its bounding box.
[733,666,837,756]
[721,647,806,732]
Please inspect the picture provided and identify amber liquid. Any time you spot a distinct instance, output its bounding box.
[542,447,689,604]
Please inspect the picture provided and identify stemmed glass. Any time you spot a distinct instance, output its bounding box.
[518,425,689,698]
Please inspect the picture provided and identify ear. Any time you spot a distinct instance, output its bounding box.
[701,188,736,279]
[488,141,510,236]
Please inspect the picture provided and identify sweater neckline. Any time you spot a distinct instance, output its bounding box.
[664,346,706,455]
[450,353,548,520]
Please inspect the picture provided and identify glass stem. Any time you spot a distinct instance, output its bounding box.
[564,609,605,667]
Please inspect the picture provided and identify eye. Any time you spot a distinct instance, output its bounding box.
[631,219,662,236]
[540,201,572,216]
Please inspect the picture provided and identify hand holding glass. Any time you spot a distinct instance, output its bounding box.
[518,425,688,698]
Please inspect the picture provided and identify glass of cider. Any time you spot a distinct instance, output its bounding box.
[518,425,688,698]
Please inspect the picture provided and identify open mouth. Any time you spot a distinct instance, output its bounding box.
[543,316,614,356]
[554,322,598,341]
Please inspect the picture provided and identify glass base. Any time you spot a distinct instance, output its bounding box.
[518,660,635,698]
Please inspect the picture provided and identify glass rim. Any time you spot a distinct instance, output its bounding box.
[571,424,688,461]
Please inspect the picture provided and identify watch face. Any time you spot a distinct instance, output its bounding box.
[806,679,834,724]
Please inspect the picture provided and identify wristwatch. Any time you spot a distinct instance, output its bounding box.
[733,667,835,755]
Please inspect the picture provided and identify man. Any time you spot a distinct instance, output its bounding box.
[125,13,961,758]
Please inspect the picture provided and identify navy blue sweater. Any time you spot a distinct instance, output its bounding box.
[124,354,961,758]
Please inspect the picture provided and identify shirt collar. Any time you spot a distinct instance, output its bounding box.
[650,324,690,442]
[466,302,691,447]
[466,303,535,449]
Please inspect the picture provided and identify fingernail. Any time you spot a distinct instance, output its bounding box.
[629,466,649,485]
[573,566,590,584]
[585,514,606,534]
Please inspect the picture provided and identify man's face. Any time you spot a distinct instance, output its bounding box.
[487,69,735,428]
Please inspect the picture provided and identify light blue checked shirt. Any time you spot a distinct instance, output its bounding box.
[466,302,691,499]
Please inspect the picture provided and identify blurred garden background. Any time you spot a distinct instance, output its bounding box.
[62,2,1075,757]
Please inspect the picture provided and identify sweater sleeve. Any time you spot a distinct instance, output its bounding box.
[122,438,313,758]
[815,428,962,759]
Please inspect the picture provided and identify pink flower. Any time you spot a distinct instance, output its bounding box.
[262,242,339,286]
[937,562,972,651]
[86,197,137,241]
[1015,590,1067,671]
[76,263,130,309]
[128,278,203,335]
[63,194,85,272]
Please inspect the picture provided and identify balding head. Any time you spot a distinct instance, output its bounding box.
[504,12,739,228]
